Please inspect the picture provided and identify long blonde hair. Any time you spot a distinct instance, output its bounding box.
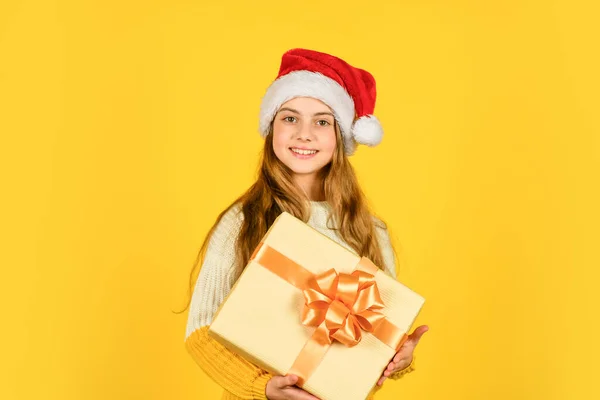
[174,123,393,314]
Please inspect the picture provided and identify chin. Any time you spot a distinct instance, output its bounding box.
[284,159,324,174]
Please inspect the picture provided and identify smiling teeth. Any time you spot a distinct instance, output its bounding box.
[291,148,317,155]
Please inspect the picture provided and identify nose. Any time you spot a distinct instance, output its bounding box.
[294,121,314,142]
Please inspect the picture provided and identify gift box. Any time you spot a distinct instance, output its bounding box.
[208,212,425,400]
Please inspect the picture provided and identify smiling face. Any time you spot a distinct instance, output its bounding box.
[272,97,337,180]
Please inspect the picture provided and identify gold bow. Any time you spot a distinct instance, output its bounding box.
[301,268,386,347]
[249,241,408,387]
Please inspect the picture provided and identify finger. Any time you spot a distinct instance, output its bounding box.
[273,374,298,388]
[385,360,404,375]
[393,348,411,363]
[408,325,429,345]
[391,358,410,372]
[393,325,429,363]
[377,375,387,386]
[386,359,403,375]
[284,374,299,387]
[393,351,403,363]
[394,345,416,363]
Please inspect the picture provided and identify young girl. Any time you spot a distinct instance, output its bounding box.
[182,48,429,400]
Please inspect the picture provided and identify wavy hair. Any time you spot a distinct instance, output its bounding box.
[175,123,393,314]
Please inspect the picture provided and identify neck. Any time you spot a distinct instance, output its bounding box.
[293,173,325,201]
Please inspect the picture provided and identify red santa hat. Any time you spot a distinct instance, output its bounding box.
[259,48,383,155]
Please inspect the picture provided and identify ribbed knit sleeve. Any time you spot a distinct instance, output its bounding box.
[186,326,272,399]
[184,203,272,399]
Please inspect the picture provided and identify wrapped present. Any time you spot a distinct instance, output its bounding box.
[208,212,425,400]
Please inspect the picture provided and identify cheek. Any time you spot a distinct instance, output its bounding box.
[271,125,291,160]
[272,131,288,154]
[321,131,337,156]
[272,121,289,147]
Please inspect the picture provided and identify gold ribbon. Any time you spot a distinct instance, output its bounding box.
[301,266,386,347]
[249,241,408,386]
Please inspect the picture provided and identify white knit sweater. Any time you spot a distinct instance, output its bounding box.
[185,201,397,341]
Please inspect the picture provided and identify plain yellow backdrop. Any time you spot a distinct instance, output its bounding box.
[1,0,599,399]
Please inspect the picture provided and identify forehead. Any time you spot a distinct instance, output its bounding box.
[279,97,334,114]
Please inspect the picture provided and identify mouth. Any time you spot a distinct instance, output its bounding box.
[289,147,319,159]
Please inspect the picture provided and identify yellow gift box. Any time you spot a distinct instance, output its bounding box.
[208,212,425,400]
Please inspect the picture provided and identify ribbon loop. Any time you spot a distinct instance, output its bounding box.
[301,266,386,348]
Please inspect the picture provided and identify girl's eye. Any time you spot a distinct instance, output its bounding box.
[317,120,331,126]
[284,116,297,123]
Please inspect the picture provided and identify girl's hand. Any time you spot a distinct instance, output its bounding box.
[265,374,320,400]
[376,325,429,386]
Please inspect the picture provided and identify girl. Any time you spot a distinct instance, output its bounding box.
[182,48,429,400]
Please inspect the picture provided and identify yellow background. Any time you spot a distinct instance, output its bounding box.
[1,0,598,399]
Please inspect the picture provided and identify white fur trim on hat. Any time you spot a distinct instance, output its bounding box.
[352,115,383,146]
[259,70,355,144]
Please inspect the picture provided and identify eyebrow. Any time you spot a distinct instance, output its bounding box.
[278,107,335,117]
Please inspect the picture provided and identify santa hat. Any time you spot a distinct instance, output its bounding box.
[259,48,383,155]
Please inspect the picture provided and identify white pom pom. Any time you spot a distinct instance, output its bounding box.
[352,115,383,146]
